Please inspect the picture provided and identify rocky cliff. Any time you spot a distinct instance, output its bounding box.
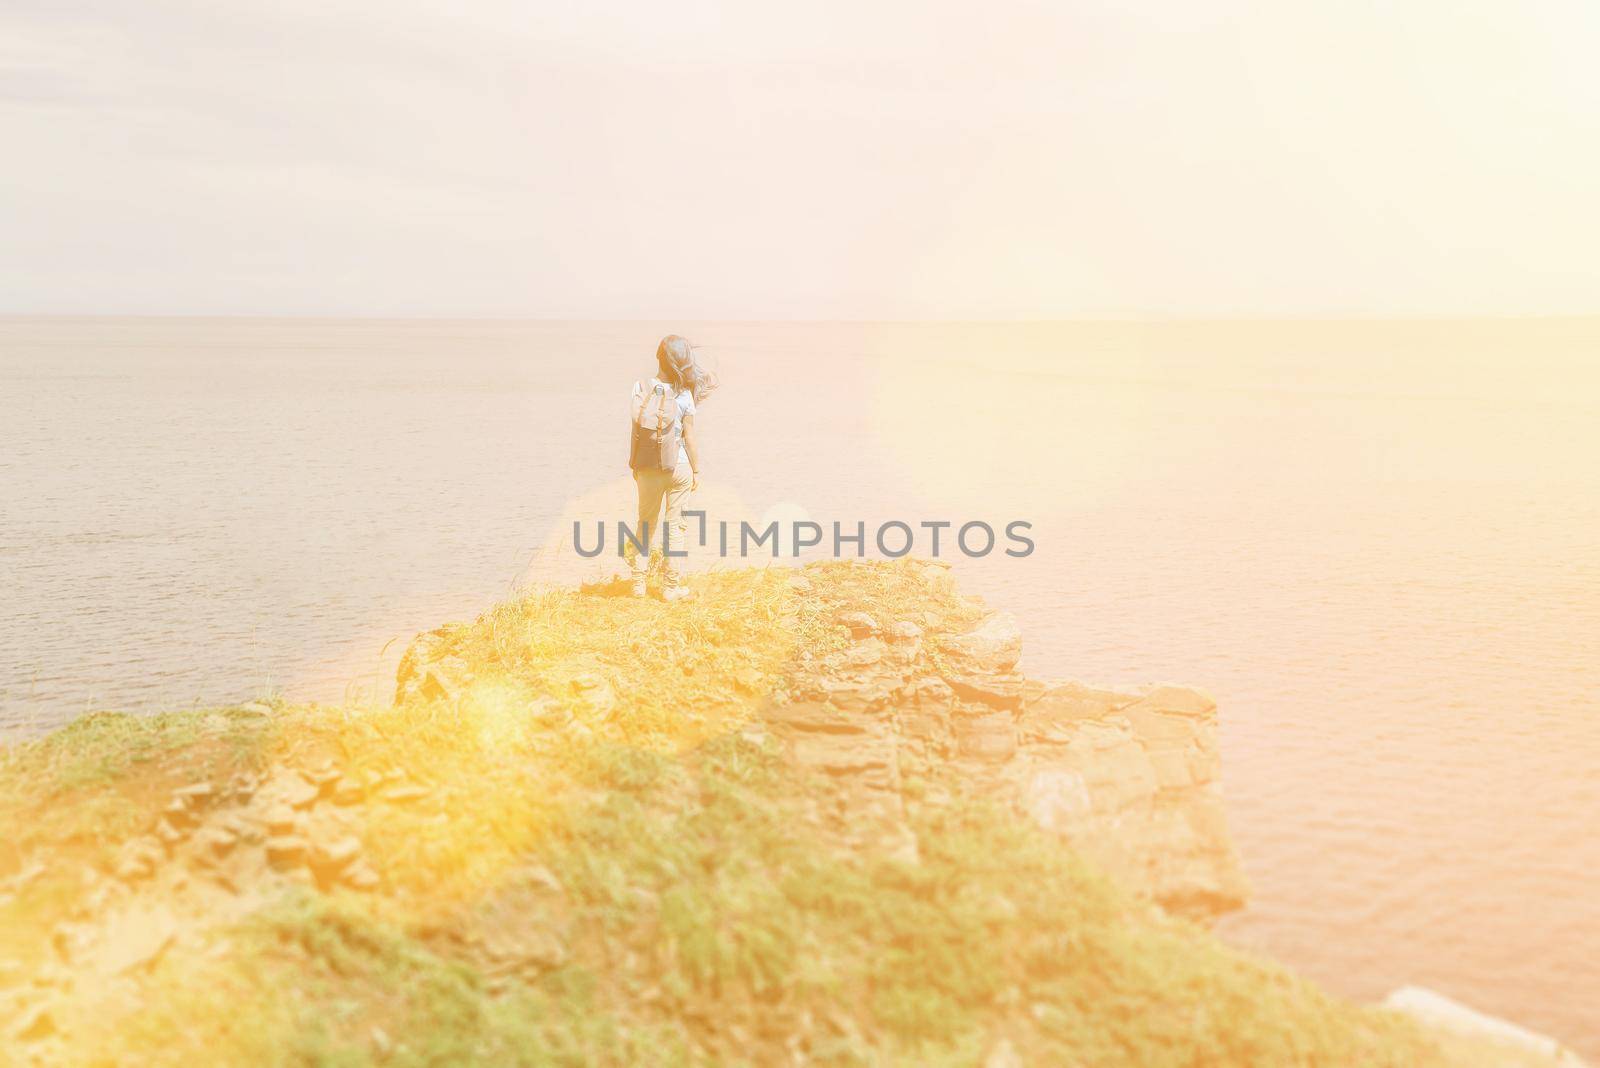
[400,559,1247,920]
[764,590,1247,918]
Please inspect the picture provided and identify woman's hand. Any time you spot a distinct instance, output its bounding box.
[691,470,700,492]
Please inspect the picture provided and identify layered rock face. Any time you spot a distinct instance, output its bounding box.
[761,571,1248,920]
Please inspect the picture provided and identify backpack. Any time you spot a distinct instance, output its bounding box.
[629,379,680,471]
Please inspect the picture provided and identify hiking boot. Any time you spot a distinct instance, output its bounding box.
[660,586,693,603]
[630,577,647,598]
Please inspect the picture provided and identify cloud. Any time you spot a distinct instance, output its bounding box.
[1,0,1596,316]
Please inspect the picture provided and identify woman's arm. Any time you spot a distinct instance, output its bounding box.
[681,414,700,490]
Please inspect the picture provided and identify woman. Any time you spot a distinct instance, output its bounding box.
[628,335,714,599]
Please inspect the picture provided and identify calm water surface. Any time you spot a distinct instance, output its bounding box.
[3,318,1597,1053]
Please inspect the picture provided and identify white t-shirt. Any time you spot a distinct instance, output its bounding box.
[632,377,696,469]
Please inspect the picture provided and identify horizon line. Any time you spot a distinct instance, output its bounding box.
[4,312,1600,325]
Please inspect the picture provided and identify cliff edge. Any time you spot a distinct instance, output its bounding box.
[757,564,1246,920]
[401,560,1246,921]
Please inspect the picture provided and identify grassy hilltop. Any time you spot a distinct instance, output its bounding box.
[0,562,1522,1066]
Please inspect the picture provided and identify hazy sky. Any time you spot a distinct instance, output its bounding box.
[2,1,1596,318]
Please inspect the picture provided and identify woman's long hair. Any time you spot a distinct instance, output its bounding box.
[655,335,718,403]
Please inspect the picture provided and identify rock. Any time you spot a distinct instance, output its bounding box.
[940,613,1022,674]
[904,676,955,711]
[195,825,239,861]
[818,671,899,715]
[954,710,1018,763]
[491,926,569,971]
[395,629,449,687]
[393,627,474,704]
[238,702,273,716]
[943,671,1026,709]
[1020,769,1094,832]
[114,839,162,883]
[343,862,381,891]
[787,731,897,782]
[885,829,921,865]
[762,574,1243,918]
[1119,705,1198,745]
[937,613,1025,708]
[1145,747,1194,790]
[383,783,430,805]
[310,836,362,873]
[731,666,766,695]
[12,1001,56,1042]
[173,782,215,802]
[1064,728,1161,809]
[266,836,307,871]
[331,779,366,806]
[892,677,959,763]
[1020,683,1126,743]
[1127,685,1216,718]
[303,760,342,788]
[983,1037,1023,1068]
[1186,729,1221,785]
[836,611,879,639]
[767,702,871,735]
[265,805,297,836]
[261,768,320,811]
[1383,985,1587,1067]
[284,781,320,811]
[426,658,471,700]
[842,638,887,668]
[102,906,178,975]
[896,707,953,762]
[162,798,199,829]
[884,620,923,644]
[440,879,576,978]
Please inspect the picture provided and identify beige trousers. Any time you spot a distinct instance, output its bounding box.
[631,465,693,586]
